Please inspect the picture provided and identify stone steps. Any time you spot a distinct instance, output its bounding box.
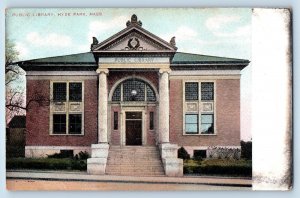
[106,146,165,176]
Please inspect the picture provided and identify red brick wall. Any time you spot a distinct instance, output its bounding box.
[169,79,240,147]
[26,79,98,146]
[169,79,183,143]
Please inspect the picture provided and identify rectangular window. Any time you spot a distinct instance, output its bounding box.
[69,114,82,134]
[114,112,118,130]
[53,83,66,101]
[53,114,66,134]
[51,81,84,135]
[69,82,82,101]
[150,112,154,130]
[185,114,198,134]
[201,114,214,134]
[201,82,214,101]
[185,82,198,100]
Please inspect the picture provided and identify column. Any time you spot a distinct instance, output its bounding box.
[97,68,109,143]
[159,68,171,143]
[87,68,109,175]
[158,68,183,177]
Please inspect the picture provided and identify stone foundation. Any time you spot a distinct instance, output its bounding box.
[25,146,91,158]
[160,143,183,176]
[207,146,241,159]
[87,143,109,175]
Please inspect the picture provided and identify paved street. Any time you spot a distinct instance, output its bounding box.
[7,179,251,191]
[6,170,252,191]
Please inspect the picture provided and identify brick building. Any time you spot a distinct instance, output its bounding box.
[18,14,249,176]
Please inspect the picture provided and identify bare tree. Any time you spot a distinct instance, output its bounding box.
[5,39,23,85]
[5,39,49,124]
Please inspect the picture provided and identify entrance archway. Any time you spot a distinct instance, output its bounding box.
[109,77,158,146]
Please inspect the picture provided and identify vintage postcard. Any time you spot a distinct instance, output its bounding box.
[5,8,292,191]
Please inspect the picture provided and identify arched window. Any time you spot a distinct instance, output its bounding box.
[112,78,156,102]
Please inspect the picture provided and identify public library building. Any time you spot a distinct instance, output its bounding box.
[18,14,249,176]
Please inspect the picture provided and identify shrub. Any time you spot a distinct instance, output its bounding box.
[241,141,252,160]
[6,158,87,171]
[193,150,206,161]
[77,151,90,160]
[47,150,74,159]
[178,147,190,160]
[183,159,252,177]
[193,155,203,161]
[6,146,25,158]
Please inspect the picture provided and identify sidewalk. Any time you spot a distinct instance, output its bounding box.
[6,170,252,187]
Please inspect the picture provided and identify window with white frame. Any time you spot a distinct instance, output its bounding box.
[201,114,214,134]
[185,82,198,101]
[201,82,214,101]
[51,81,83,135]
[185,114,198,134]
[184,81,215,135]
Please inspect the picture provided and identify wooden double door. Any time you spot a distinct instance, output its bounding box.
[125,112,142,145]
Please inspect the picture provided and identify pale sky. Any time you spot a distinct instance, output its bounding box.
[6,8,252,140]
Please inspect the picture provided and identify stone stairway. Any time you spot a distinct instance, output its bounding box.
[106,146,165,176]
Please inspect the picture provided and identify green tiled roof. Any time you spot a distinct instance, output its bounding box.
[18,51,249,71]
[20,52,97,64]
[171,52,249,64]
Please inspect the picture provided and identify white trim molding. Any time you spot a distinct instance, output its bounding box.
[170,70,241,76]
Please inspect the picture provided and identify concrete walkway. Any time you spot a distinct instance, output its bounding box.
[6,170,252,187]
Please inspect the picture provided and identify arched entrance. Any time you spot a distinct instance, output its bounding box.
[108,77,158,146]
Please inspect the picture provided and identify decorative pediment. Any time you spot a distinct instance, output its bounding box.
[91,14,177,53]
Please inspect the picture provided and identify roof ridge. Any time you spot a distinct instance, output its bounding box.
[17,52,92,63]
[175,51,249,61]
